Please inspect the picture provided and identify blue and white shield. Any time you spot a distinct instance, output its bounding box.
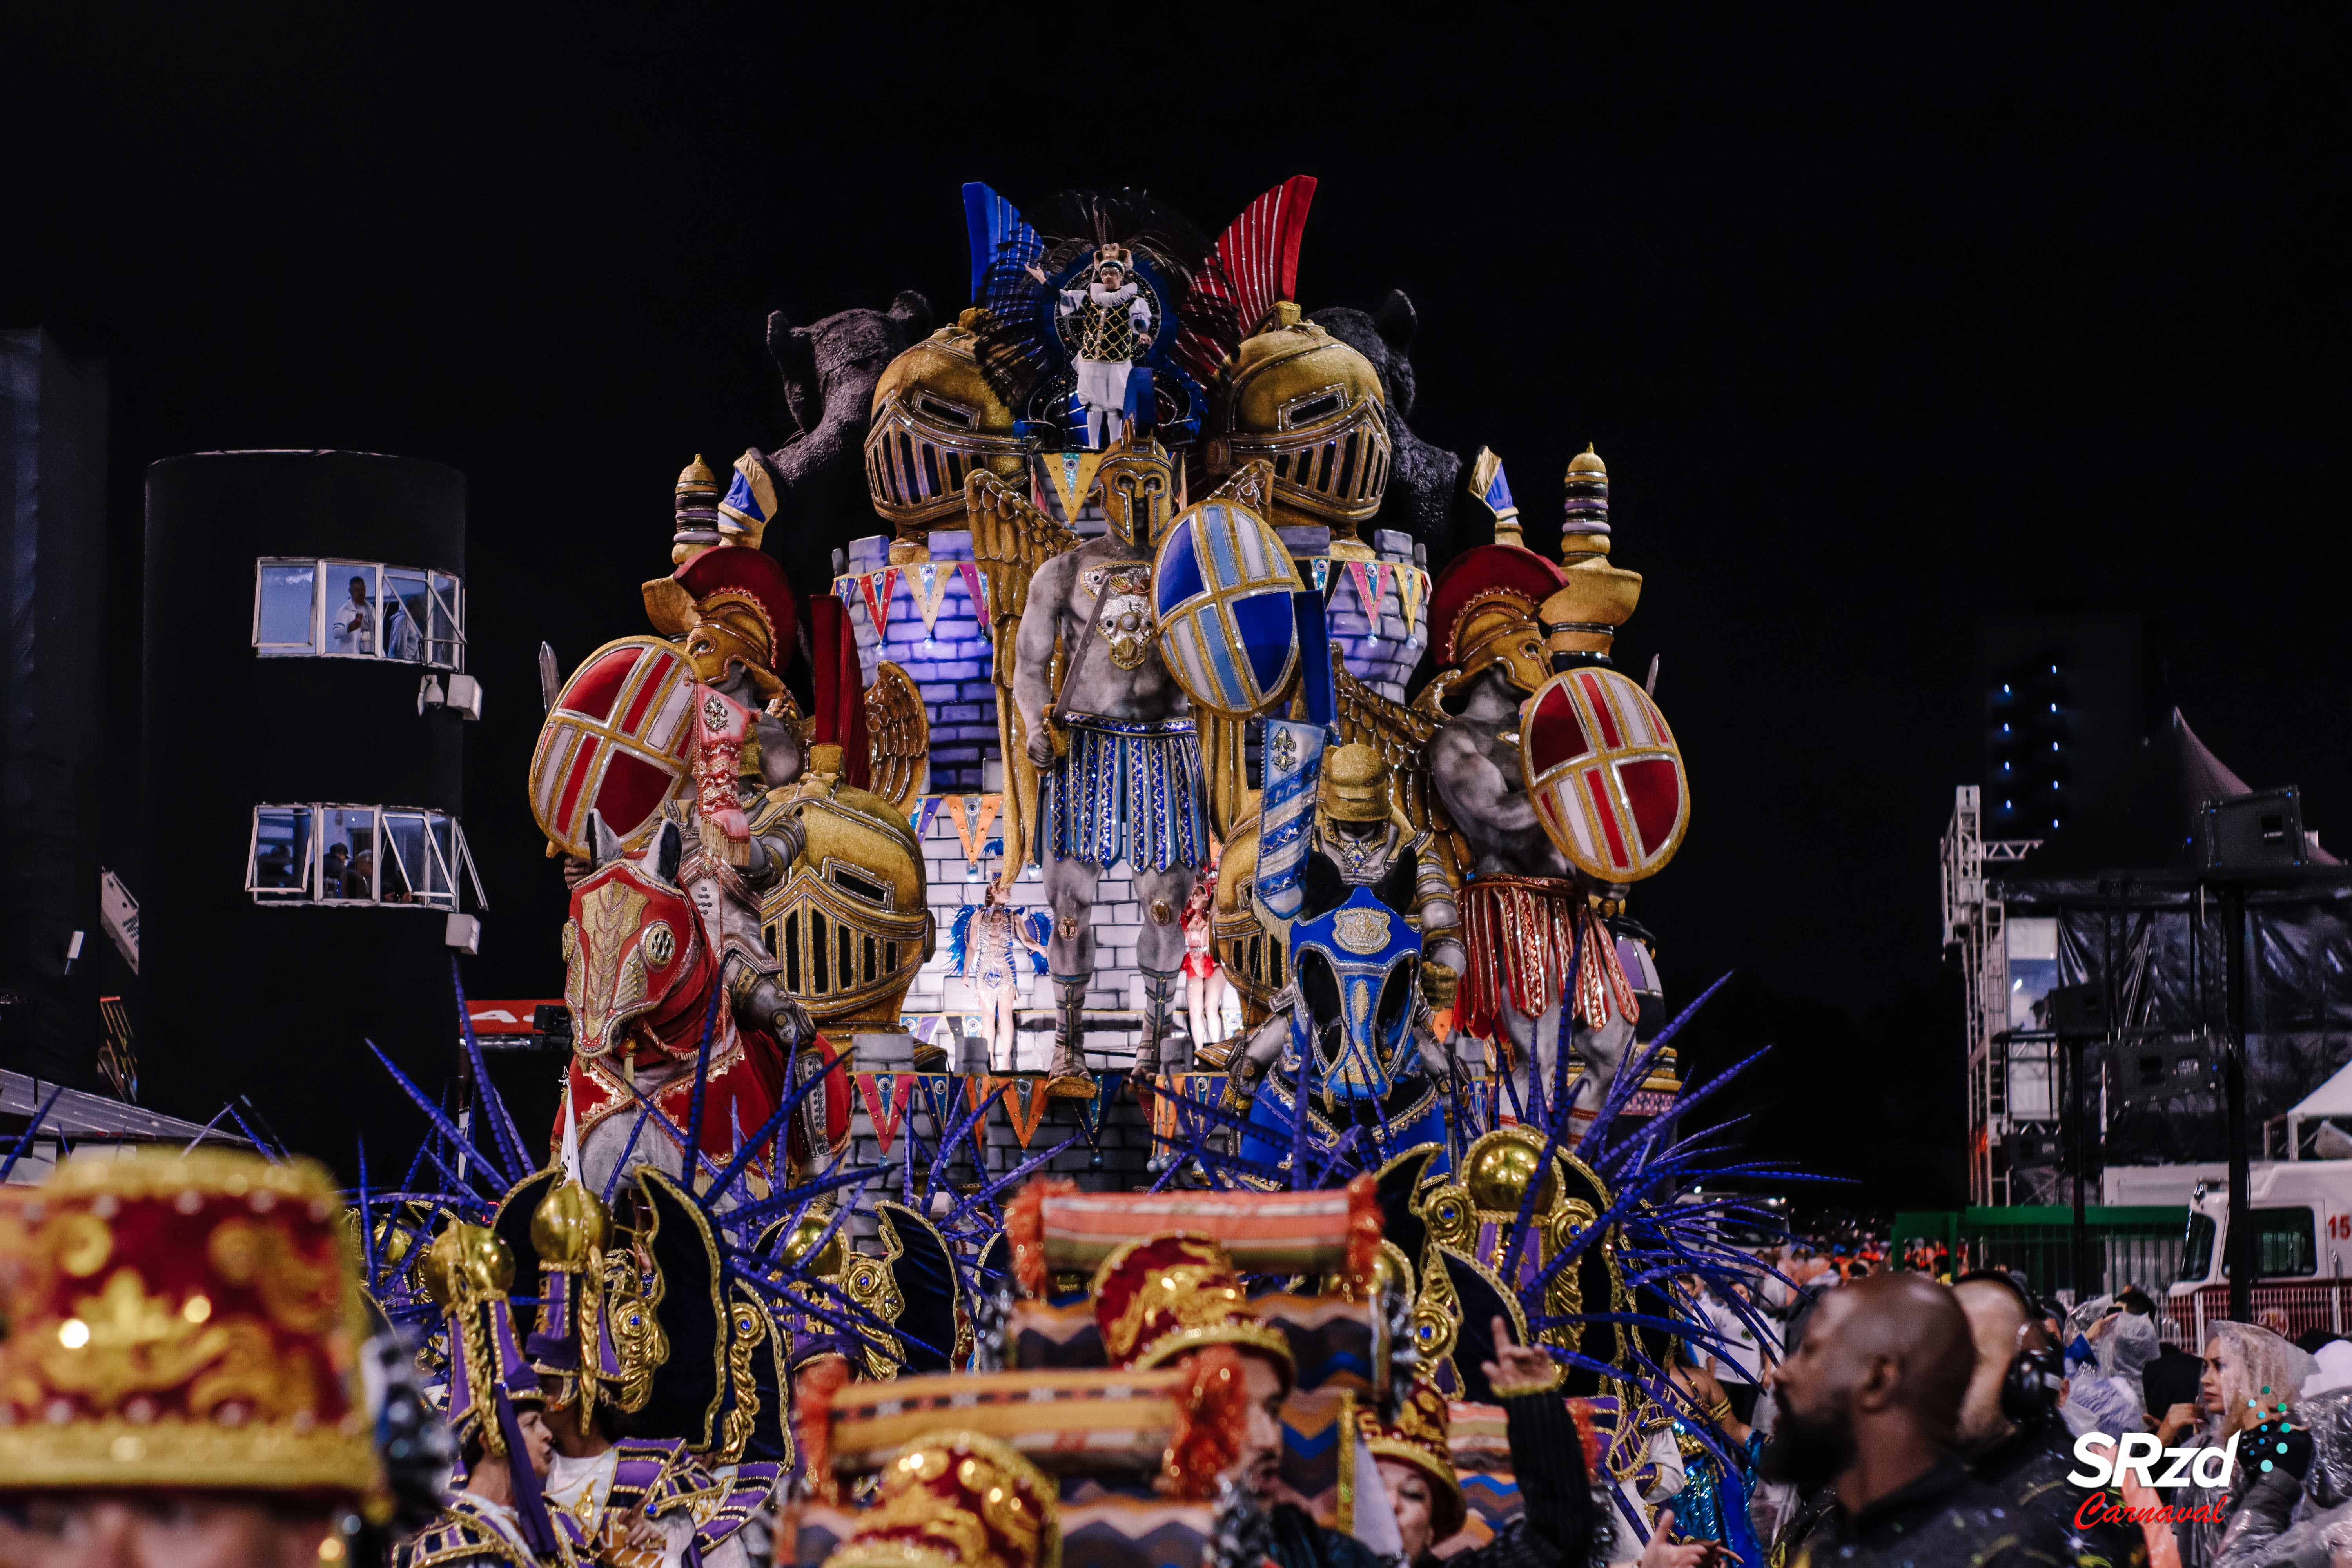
[1153,500,1303,717]
[1288,887,1423,1102]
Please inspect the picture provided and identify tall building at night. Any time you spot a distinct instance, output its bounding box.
[1975,614,2145,841]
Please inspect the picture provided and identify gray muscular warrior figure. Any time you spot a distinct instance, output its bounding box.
[1426,556,1640,1134]
[1011,446,1207,1090]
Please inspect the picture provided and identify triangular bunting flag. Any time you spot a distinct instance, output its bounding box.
[1344,560,1381,636]
[1078,1075,1122,1145]
[943,794,1002,867]
[857,568,898,641]
[958,561,992,631]
[1310,558,1330,592]
[857,1072,916,1147]
[983,1075,1052,1149]
[908,562,956,635]
[1044,448,1108,523]
[1395,563,1428,633]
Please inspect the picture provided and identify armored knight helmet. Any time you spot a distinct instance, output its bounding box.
[864,313,1032,535]
[1213,301,1392,548]
[1318,742,1413,834]
[1427,542,1567,696]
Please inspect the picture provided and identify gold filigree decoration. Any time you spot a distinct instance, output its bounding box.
[206,1218,338,1334]
[35,1270,231,1412]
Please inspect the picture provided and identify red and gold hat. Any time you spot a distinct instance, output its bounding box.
[1088,1234,1294,1381]
[1355,1381,1466,1544]
[824,1428,1060,1568]
[0,1149,381,1497]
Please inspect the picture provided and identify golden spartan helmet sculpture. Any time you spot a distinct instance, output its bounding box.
[1097,438,1176,547]
[1213,301,1393,548]
[864,312,1032,539]
[1426,543,1566,697]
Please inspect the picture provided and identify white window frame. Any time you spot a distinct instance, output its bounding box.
[245,804,318,899]
[247,803,488,910]
[252,559,324,655]
[250,557,466,670]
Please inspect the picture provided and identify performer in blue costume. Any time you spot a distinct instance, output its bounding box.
[1225,742,1466,1181]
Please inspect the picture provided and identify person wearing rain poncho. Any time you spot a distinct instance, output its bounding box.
[2210,1340,2352,1568]
[2067,1307,2165,1440]
[2160,1322,2318,1568]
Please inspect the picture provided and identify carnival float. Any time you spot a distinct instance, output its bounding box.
[339,176,1793,1568]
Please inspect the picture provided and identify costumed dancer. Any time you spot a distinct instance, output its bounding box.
[1663,1357,1766,1568]
[947,880,1050,1072]
[1223,742,1466,1178]
[1359,1360,1598,1568]
[0,1149,394,1567]
[1181,868,1230,1056]
[1011,441,1210,1092]
[404,1220,584,1566]
[1029,243,1155,449]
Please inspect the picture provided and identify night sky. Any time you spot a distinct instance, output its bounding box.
[6,5,2345,1210]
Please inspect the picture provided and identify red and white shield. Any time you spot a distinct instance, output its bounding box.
[1519,667,1689,883]
[530,637,698,855]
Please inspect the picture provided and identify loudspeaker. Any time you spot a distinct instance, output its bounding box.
[2203,788,2308,872]
[2046,982,2107,1038]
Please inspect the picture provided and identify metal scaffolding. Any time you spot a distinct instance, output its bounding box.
[1940,785,2044,1204]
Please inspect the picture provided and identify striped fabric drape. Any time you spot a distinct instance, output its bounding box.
[1455,877,1639,1042]
[1042,714,1210,872]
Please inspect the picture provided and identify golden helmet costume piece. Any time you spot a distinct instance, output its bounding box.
[1213,301,1393,546]
[1428,542,1568,693]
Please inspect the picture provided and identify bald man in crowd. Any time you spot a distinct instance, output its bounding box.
[1763,1272,2075,1568]
[1955,1273,2146,1568]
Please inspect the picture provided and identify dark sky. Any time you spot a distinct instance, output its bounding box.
[5,4,2345,1206]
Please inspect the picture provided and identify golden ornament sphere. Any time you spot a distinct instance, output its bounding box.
[1464,1132,1559,1218]
[776,1209,846,1278]
[531,1182,609,1272]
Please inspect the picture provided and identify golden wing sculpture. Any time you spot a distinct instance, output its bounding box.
[967,470,1081,896]
[1338,655,1468,876]
[864,661,929,811]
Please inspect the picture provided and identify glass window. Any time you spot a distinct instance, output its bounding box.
[318,806,378,901]
[247,806,314,898]
[323,564,379,656]
[249,803,483,910]
[428,572,463,669]
[254,562,319,653]
[2178,1213,2215,1281]
[253,559,461,667]
[2254,1207,2318,1279]
[2005,1040,2057,1122]
[2006,916,2061,1030]
[382,569,432,664]
[380,810,427,904]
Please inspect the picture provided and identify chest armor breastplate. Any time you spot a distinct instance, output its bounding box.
[1086,563,1154,670]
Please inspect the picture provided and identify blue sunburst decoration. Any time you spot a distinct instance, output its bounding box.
[1153,499,1303,717]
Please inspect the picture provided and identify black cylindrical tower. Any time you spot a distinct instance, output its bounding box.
[141,450,471,1174]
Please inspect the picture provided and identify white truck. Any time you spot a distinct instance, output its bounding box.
[2103,1160,2352,1345]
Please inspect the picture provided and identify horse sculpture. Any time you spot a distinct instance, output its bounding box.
[561,815,849,1201]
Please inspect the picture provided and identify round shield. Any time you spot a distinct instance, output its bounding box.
[530,636,697,856]
[1152,499,1303,717]
[1519,667,1689,883]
